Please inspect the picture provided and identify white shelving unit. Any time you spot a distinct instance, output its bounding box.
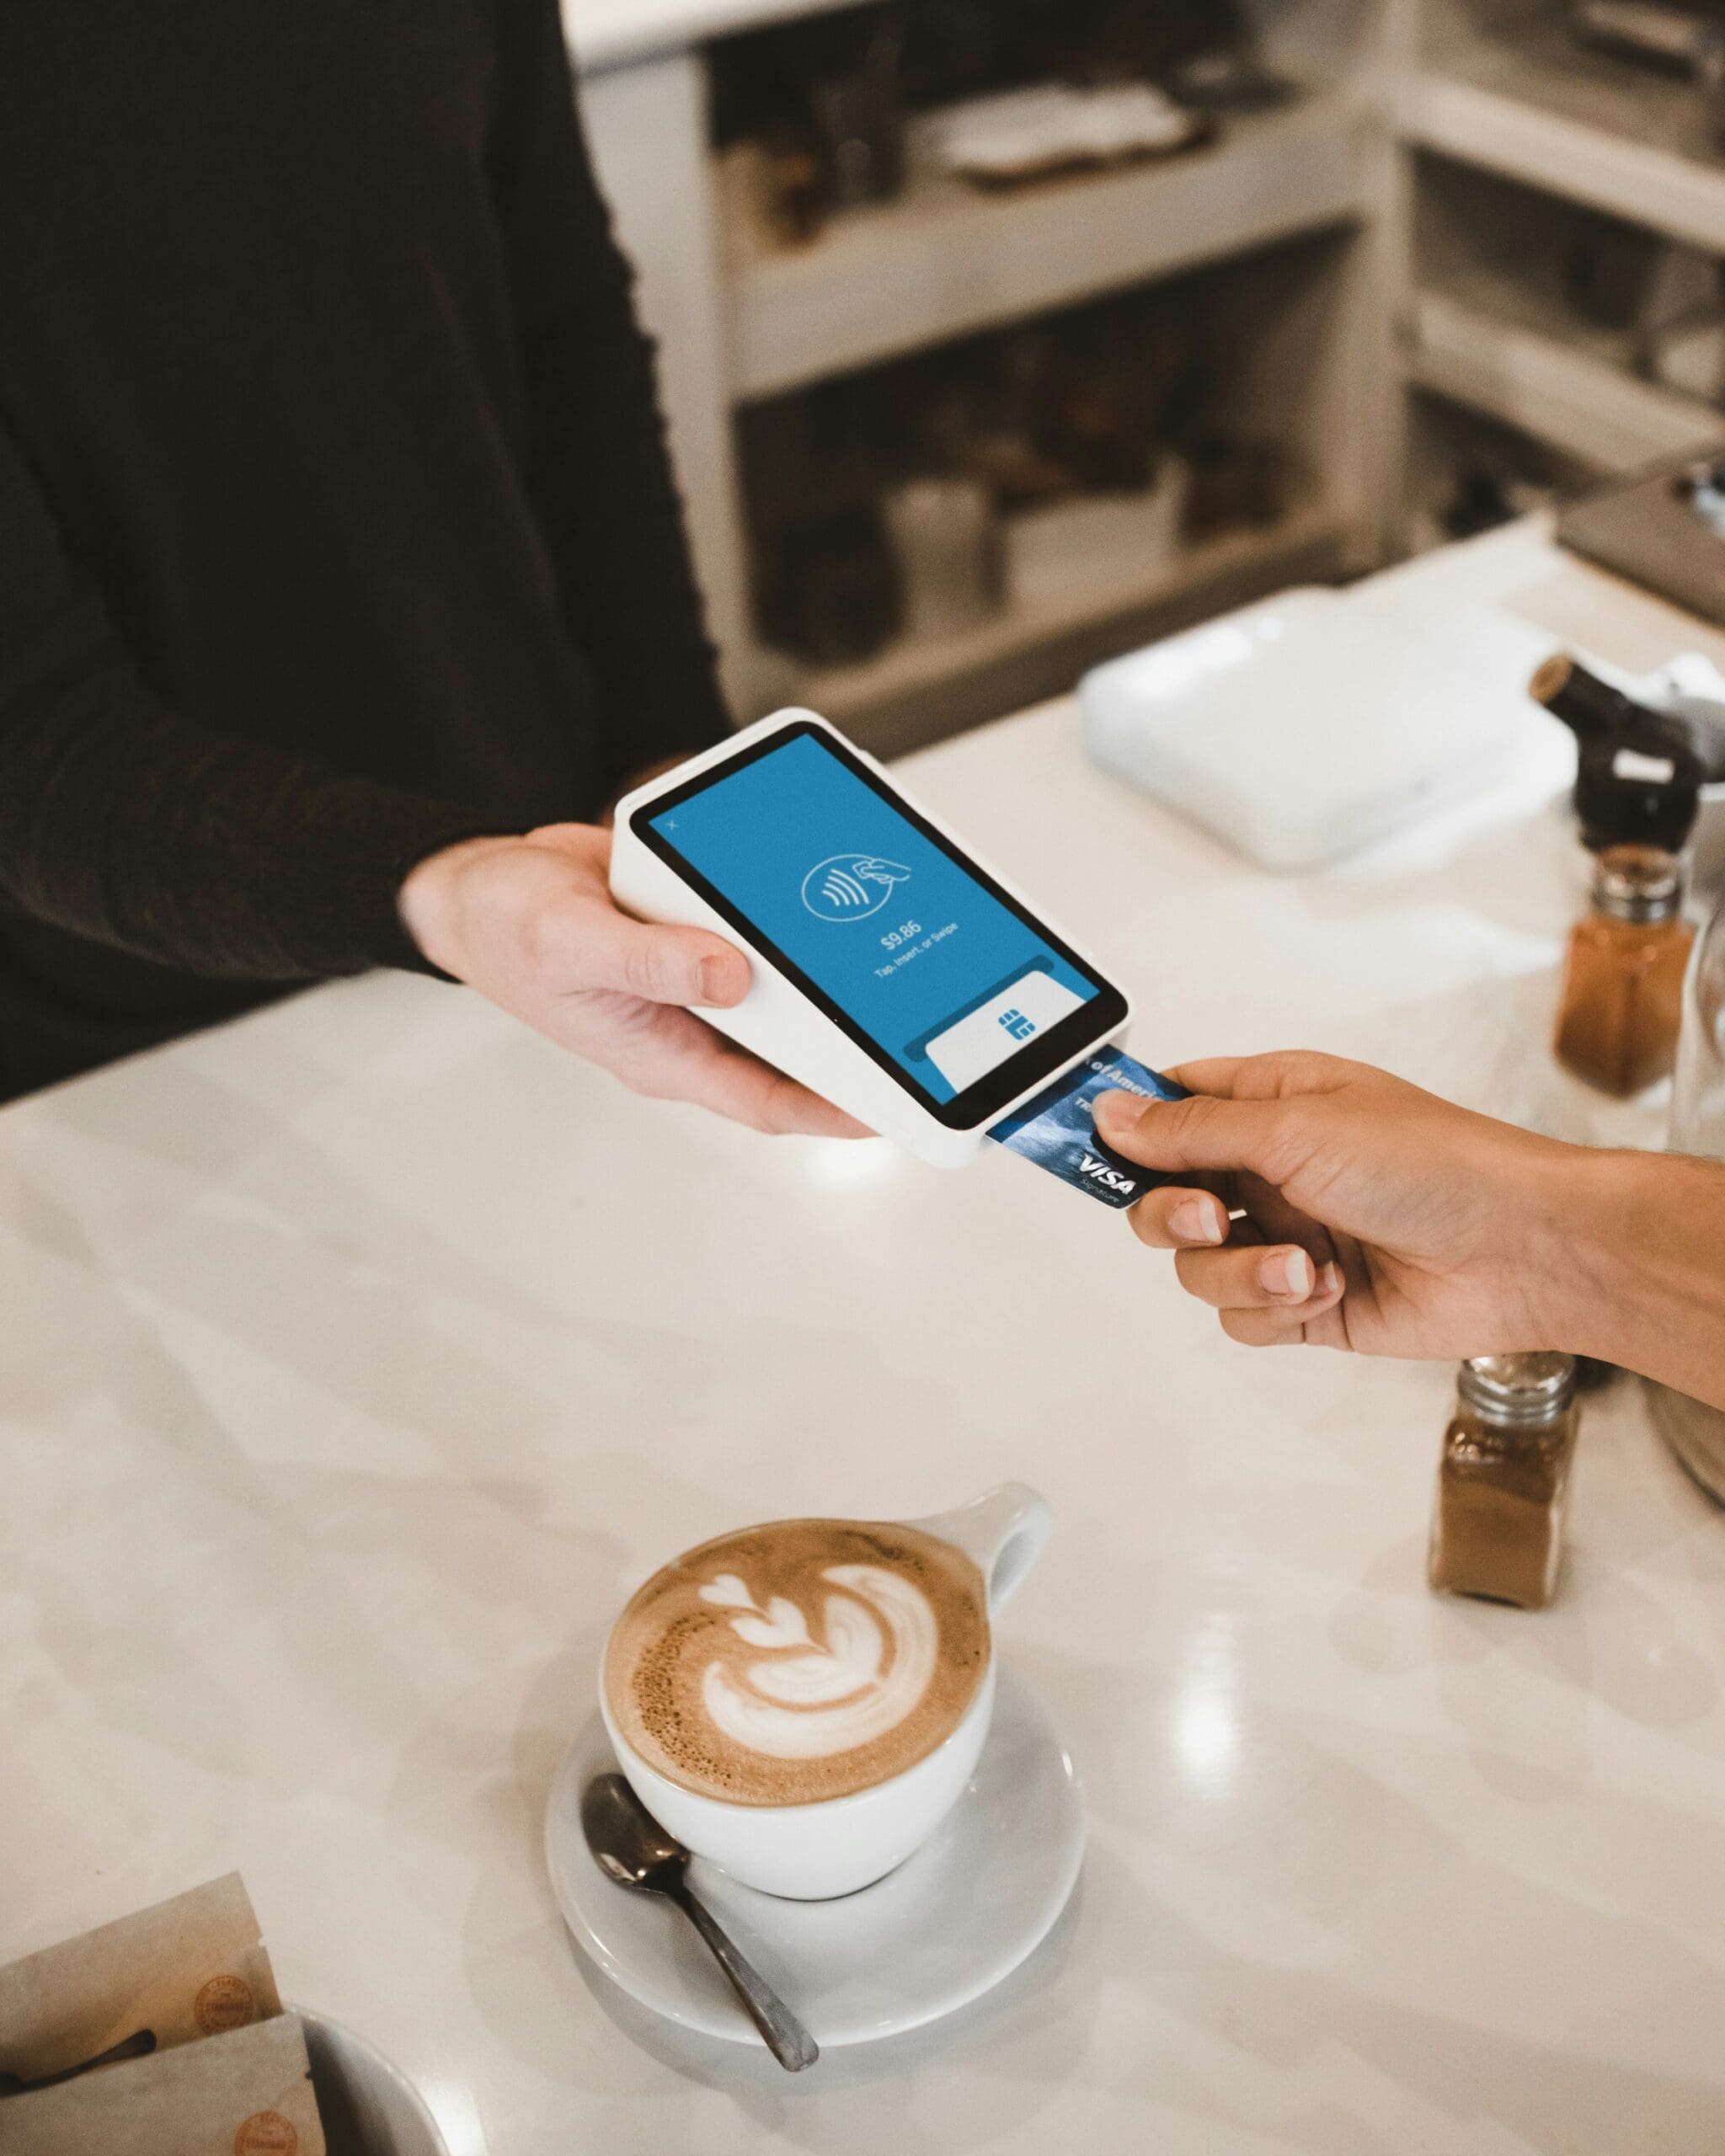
[577,2,1395,752]
[575,0,1725,752]
[1401,64,1725,251]
[1386,3,1725,549]
[1402,6,1725,252]
[727,89,1374,403]
[1408,277,1720,471]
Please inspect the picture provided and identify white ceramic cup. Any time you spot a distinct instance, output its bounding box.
[599,1483,1052,1900]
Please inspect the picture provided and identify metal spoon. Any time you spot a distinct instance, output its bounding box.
[581,1774,819,2072]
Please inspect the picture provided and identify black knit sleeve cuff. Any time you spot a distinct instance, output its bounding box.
[360,803,518,979]
[590,681,734,807]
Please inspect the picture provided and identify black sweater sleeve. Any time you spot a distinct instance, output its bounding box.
[0,421,493,980]
[488,0,733,799]
[0,4,720,989]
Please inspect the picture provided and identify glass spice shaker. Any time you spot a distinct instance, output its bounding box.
[1552,845,1696,1097]
[1429,1355,1583,1609]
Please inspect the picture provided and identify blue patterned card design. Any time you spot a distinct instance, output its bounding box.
[988,1045,1187,1208]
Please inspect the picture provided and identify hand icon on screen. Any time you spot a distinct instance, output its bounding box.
[802,854,913,921]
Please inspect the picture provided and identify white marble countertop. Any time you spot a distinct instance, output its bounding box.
[8,526,1725,2153]
[564,0,857,74]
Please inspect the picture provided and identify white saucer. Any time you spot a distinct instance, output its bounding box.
[545,1665,1083,2048]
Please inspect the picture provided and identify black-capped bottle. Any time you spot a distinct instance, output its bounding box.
[1530,654,1703,1096]
[1529,653,1704,856]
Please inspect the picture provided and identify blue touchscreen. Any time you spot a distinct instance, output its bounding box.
[648,732,1097,1104]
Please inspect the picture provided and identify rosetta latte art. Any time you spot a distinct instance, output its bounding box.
[605,1518,990,1804]
[696,1564,939,1759]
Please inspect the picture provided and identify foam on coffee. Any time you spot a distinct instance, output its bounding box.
[605,1518,991,1806]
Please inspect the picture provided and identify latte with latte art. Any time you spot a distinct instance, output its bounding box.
[604,1518,991,1806]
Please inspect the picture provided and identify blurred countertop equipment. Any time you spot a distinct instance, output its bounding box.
[565,0,1725,757]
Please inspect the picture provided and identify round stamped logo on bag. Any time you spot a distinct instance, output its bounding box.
[195,1973,256,2033]
[233,2113,296,2156]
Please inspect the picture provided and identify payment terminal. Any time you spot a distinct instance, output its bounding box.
[610,710,1131,1167]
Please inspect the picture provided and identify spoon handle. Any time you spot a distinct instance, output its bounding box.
[666,1881,820,2072]
[0,2028,158,2097]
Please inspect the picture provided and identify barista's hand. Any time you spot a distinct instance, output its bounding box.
[400,824,867,1137]
[1094,1054,1582,1359]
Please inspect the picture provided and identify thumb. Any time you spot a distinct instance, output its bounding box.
[560,902,751,1008]
[1093,1087,1303,1184]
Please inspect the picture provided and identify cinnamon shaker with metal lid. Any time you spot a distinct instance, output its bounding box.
[1429,1354,1582,1609]
[1530,654,1702,1097]
[1554,844,1696,1095]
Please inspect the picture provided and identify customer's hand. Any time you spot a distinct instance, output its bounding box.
[399,824,866,1136]
[1094,1054,1582,1360]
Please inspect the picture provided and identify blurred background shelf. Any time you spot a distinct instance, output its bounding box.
[1407,277,1722,469]
[725,89,1374,403]
[1402,9,1725,250]
[795,497,1354,753]
[575,0,1725,752]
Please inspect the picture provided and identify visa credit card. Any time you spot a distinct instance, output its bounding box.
[988,1045,1187,1209]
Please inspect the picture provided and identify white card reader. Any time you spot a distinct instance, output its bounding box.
[609,709,1130,1166]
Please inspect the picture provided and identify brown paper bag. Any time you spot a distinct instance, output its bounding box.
[0,1873,281,2085]
[1,2013,327,2156]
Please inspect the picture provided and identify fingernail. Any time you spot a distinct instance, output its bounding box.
[698,957,733,1004]
[1169,1198,1225,1245]
[1319,1261,1343,1297]
[1263,1249,1314,1299]
[1093,1091,1139,1139]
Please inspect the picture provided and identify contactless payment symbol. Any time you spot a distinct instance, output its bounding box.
[801,854,913,921]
